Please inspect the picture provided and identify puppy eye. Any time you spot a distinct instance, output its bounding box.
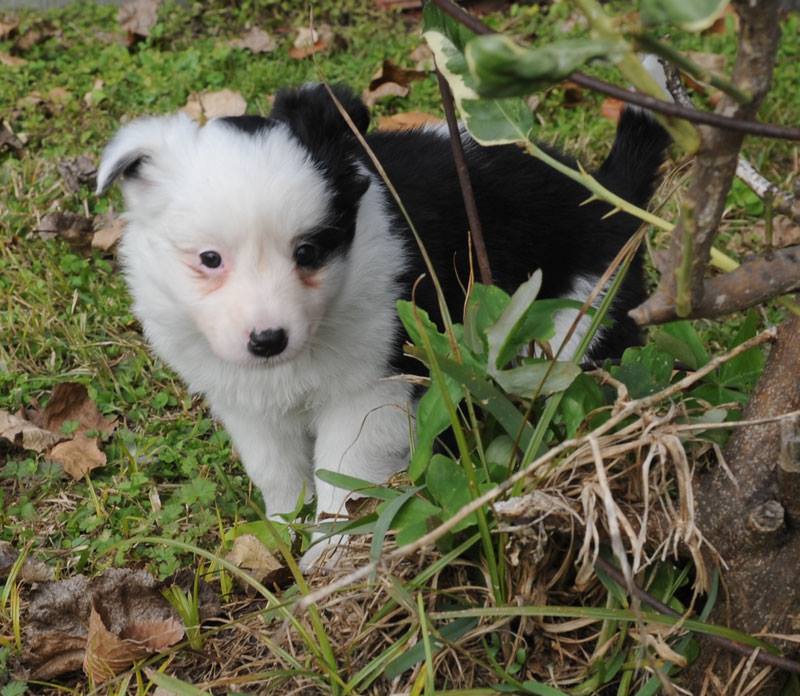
[294,243,321,269]
[199,251,222,269]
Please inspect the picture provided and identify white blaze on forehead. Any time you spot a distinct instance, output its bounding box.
[165,120,332,249]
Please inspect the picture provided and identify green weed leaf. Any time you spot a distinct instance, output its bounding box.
[426,454,478,532]
[493,360,581,398]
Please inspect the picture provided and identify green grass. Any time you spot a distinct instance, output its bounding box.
[1,1,799,693]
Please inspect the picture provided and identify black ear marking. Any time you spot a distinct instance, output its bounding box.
[96,150,149,195]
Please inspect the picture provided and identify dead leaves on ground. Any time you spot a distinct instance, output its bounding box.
[118,0,161,45]
[0,542,54,583]
[228,26,277,54]
[181,89,247,123]
[22,568,184,682]
[362,59,428,107]
[288,24,336,60]
[377,110,442,131]
[0,382,116,480]
[37,208,125,254]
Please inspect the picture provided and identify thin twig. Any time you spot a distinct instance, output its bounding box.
[298,328,776,610]
[429,0,800,142]
[595,556,800,675]
[436,69,493,285]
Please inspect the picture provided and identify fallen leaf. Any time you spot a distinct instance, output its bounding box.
[84,606,183,684]
[600,97,624,123]
[0,16,19,40]
[36,382,116,437]
[0,409,63,453]
[48,87,72,105]
[13,22,58,52]
[228,26,277,53]
[288,24,334,59]
[362,81,408,108]
[58,155,97,194]
[118,0,161,42]
[561,80,585,108]
[377,110,442,131]
[181,89,247,123]
[0,122,24,153]
[48,433,107,480]
[226,534,282,584]
[368,59,427,91]
[37,212,95,251]
[23,569,184,681]
[685,51,726,75]
[92,212,125,252]
[0,51,26,67]
[0,542,54,583]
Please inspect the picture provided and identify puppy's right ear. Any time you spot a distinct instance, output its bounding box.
[96,113,198,200]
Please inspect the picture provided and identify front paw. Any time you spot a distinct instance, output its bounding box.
[298,534,348,574]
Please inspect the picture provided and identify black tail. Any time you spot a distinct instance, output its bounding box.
[597,108,671,207]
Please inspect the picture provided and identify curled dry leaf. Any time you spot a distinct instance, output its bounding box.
[182,89,247,124]
[23,568,184,681]
[84,606,183,684]
[377,110,442,131]
[37,382,117,437]
[0,122,24,153]
[48,433,107,480]
[92,211,125,252]
[288,24,334,59]
[0,51,26,67]
[362,59,426,108]
[226,534,283,587]
[228,26,277,54]
[58,154,97,194]
[0,16,19,40]
[0,409,63,453]
[118,0,161,41]
[410,43,434,71]
[37,211,95,250]
[362,82,408,108]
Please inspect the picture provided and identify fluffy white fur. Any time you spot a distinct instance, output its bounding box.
[98,114,411,569]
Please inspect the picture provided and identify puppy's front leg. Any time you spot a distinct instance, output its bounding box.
[301,380,412,570]
[214,406,314,518]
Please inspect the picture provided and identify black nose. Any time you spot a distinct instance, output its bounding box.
[248,328,288,358]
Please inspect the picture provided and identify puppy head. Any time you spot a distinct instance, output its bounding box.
[97,84,371,367]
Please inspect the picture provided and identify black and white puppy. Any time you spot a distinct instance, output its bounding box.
[97,83,668,567]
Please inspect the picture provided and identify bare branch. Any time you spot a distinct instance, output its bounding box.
[630,243,800,325]
[435,69,493,285]
[737,157,800,225]
[632,0,782,325]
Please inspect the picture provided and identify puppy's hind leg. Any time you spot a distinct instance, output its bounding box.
[301,380,413,571]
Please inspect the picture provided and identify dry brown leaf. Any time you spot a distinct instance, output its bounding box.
[37,212,95,250]
[0,409,63,453]
[13,22,58,52]
[377,110,442,131]
[561,80,585,108]
[58,155,96,194]
[368,59,427,91]
[48,86,71,105]
[685,51,726,74]
[84,606,183,684]
[24,569,184,681]
[181,89,247,124]
[362,81,408,108]
[288,24,334,59]
[226,534,282,584]
[228,26,277,54]
[600,97,624,123]
[37,382,116,437]
[0,51,26,67]
[0,122,24,153]
[0,16,19,40]
[92,212,125,252]
[118,0,161,41]
[48,433,107,480]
